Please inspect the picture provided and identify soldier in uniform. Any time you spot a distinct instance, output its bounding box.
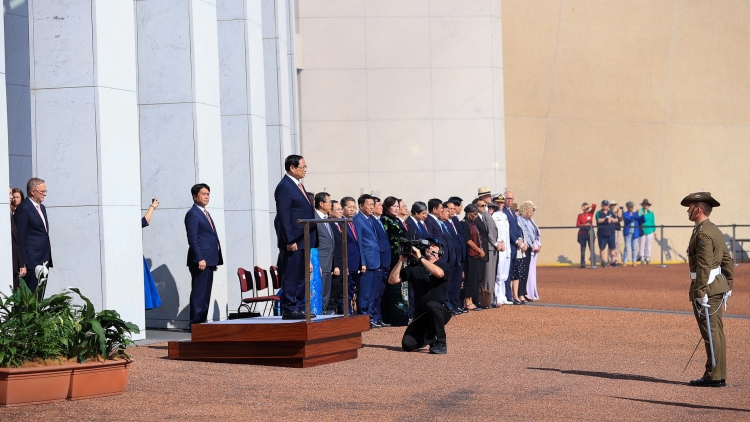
[682,192,733,387]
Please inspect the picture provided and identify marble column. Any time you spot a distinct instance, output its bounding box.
[0,1,12,296]
[262,0,298,248]
[216,0,273,311]
[136,0,228,329]
[27,0,144,338]
[3,0,32,189]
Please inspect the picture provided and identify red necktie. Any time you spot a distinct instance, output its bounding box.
[348,222,357,240]
[298,183,310,204]
[204,209,215,232]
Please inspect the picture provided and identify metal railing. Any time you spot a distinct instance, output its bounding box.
[298,217,353,323]
[538,224,750,268]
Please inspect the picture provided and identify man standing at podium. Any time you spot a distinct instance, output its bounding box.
[275,155,317,320]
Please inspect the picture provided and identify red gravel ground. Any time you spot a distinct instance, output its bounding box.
[2,264,748,420]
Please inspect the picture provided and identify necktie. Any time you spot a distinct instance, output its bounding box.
[369,217,379,241]
[298,183,310,204]
[36,204,47,231]
[204,209,215,232]
[449,220,457,234]
[349,222,357,240]
[335,222,341,232]
[324,217,332,237]
[403,220,408,231]
[416,221,423,235]
[420,221,429,235]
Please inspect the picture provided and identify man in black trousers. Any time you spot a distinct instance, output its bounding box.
[185,183,223,326]
[274,155,317,319]
[14,177,53,294]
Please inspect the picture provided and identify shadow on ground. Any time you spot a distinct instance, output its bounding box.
[609,396,750,412]
[528,367,685,386]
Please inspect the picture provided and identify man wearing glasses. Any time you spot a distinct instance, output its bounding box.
[14,177,53,294]
[274,155,318,319]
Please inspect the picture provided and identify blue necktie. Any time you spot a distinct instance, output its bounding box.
[417,222,424,235]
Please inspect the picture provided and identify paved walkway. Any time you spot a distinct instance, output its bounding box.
[3,264,747,420]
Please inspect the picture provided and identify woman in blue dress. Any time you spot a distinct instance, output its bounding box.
[142,198,162,310]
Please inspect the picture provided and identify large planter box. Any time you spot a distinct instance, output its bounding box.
[0,360,130,407]
[68,360,130,400]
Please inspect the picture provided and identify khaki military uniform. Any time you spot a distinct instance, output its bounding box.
[687,218,733,380]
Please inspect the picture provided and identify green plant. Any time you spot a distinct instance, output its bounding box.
[0,278,79,367]
[0,266,141,367]
[68,288,140,363]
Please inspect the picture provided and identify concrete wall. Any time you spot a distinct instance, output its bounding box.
[295,0,507,208]
[502,0,750,264]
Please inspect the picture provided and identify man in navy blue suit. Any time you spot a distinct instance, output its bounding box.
[185,183,223,326]
[438,201,460,312]
[353,194,380,326]
[448,197,467,312]
[503,190,522,303]
[14,178,53,294]
[369,197,392,328]
[425,199,450,265]
[274,155,318,320]
[336,196,363,314]
[404,201,429,240]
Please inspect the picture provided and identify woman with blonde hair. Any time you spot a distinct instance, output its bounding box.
[517,201,540,302]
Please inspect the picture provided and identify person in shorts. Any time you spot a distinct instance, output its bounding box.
[596,200,619,267]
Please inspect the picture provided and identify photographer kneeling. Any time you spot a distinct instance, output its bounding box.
[388,238,451,354]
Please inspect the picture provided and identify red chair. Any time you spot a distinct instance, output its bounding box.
[269,266,281,292]
[237,266,280,315]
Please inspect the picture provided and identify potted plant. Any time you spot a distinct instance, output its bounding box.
[0,265,140,406]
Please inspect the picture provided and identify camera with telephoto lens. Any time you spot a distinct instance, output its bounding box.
[398,237,430,256]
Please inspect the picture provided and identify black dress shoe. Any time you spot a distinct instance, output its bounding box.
[688,378,726,387]
[377,320,391,327]
[429,343,447,354]
[282,311,316,320]
[370,321,383,329]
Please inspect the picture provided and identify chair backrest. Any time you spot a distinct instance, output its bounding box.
[237,268,252,293]
[269,266,281,290]
[253,266,269,291]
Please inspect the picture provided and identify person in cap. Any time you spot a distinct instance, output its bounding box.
[388,237,452,354]
[621,201,643,266]
[595,200,619,267]
[609,200,624,265]
[491,194,513,305]
[576,202,597,268]
[638,199,655,264]
[682,192,733,387]
[477,187,499,306]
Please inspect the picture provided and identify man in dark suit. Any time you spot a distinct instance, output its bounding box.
[185,183,223,326]
[425,199,450,265]
[314,192,334,314]
[404,201,429,240]
[336,197,363,314]
[353,194,380,326]
[327,200,344,313]
[370,196,392,328]
[443,201,465,313]
[471,198,490,307]
[14,177,53,293]
[274,155,317,320]
[503,190,522,303]
[438,201,459,313]
[447,197,466,312]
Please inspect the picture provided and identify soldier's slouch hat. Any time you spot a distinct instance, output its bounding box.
[680,192,720,207]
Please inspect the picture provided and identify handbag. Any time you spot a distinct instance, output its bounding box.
[478,284,492,308]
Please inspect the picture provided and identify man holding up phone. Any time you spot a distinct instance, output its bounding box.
[596,200,619,267]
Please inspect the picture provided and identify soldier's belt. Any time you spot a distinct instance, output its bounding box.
[689,267,721,284]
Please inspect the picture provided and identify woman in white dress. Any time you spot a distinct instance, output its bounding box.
[492,194,513,305]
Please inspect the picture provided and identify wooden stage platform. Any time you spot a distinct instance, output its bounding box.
[167,315,370,368]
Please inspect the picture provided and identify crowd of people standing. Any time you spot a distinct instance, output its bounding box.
[280,164,544,330]
[576,199,656,268]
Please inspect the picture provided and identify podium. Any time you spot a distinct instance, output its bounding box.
[168,315,370,368]
[169,217,368,368]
